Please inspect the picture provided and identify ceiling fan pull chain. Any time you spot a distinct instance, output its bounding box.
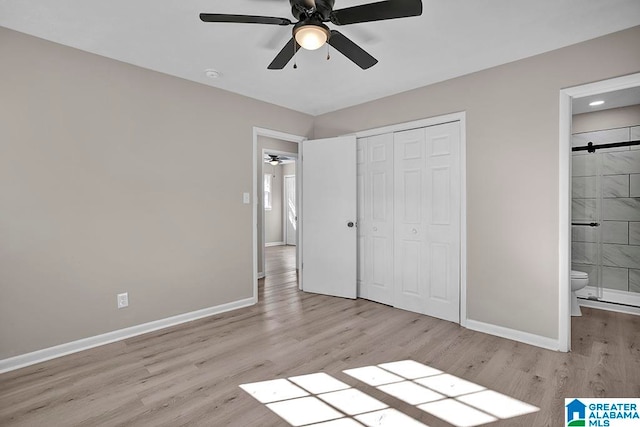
[293,40,298,69]
[326,44,330,61]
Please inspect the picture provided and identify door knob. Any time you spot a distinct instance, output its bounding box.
[412,228,418,234]
[347,221,355,228]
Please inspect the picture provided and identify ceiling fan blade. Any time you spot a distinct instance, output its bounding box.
[268,38,300,70]
[199,13,292,26]
[329,0,422,25]
[328,31,378,69]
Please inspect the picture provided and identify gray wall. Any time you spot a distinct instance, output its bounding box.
[314,26,640,339]
[0,28,313,359]
[1,24,639,360]
[282,163,296,177]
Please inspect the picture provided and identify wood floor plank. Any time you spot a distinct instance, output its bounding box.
[1,245,639,426]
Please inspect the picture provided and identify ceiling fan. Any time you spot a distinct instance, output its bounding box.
[200,0,423,70]
[265,154,292,165]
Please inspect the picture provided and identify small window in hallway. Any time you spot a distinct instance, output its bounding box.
[264,173,272,211]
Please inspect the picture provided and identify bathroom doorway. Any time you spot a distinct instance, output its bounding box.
[559,72,640,351]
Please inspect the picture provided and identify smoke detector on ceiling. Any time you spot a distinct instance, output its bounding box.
[204,69,222,79]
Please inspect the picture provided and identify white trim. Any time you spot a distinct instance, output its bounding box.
[465,319,560,351]
[558,90,572,352]
[352,112,468,327]
[354,112,465,139]
[558,72,640,353]
[258,272,265,279]
[0,297,255,374]
[253,127,306,302]
[459,113,468,328]
[265,241,285,247]
[578,298,640,316]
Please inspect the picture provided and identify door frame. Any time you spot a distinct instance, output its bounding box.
[261,148,298,270]
[353,111,468,325]
[558,72,640,352]
[283,174,297,246]
[253,127,306,303]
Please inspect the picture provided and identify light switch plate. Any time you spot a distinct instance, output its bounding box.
[243,192,250,204]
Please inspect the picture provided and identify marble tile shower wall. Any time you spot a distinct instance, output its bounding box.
[572,125,640,293]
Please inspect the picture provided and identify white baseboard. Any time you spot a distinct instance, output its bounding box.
[0,297,255,374]
[265,242,285,247]
[465,319,560,351]
[578,298,640,316]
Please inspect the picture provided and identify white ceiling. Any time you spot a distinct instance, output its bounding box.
[1,0,639,116]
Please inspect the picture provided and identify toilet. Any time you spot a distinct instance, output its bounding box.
[571,270,589,316]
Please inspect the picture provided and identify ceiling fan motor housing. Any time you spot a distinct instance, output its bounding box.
[290,0,335,21]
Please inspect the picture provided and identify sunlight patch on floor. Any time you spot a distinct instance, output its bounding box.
[239,360,539,427]
[418,398,497,427]
[266,396,343,426]
[342,366,404,386]
[317,388,387,416]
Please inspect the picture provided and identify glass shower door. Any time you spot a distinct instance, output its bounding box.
[571,149,603,300]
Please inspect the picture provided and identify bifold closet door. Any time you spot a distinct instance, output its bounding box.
[357,134,394,305]
[394,122,460,323]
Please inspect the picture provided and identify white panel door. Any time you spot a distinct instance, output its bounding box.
[393,122,460,322]
[424,122,460,322]
[301,136,357,299]
[358,133,394,305]
[284,175,296,245]
[394,128,427,313]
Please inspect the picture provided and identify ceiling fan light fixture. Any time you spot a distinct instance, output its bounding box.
[294,23,330,50]
[270,160,280,166]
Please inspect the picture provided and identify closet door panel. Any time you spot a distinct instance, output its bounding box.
[394,128,428,313]
[429,242,449,301]
[424,122,460,322]
[365,133,394,305]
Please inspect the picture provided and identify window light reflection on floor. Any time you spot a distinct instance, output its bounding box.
[266,396,344,426]
[377,381,444,405]
[239,360,539,427]
[356,408,433,427]
[378,360,442,379]
[413,373,485,397]
[289,372,351,394]
[307,418,364,427]
[342,366,404,386]
[317,388,387,416]
[418,398,497,427]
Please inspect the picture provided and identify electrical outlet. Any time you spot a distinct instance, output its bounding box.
[117,292,129,309]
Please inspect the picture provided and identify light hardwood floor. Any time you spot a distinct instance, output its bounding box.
[1,245,639,426]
